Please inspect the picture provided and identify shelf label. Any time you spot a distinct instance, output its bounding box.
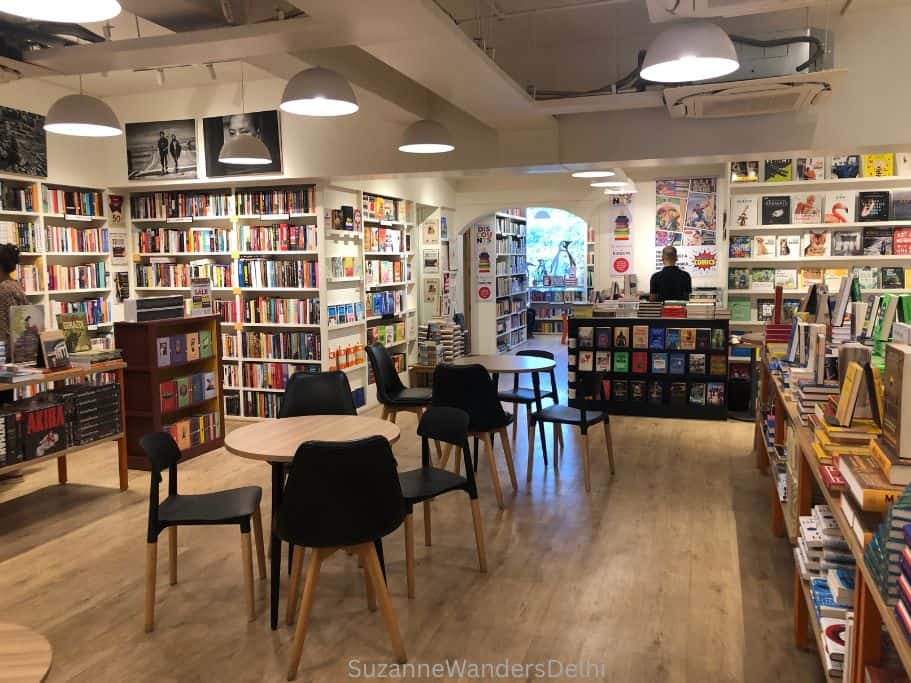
[232,287,241,295]
[166,216,193,224]
[234,323,243,331]
[65,214,94,222]
[132,253,141,262]
[261,213,290,221]
[230,251,240,260]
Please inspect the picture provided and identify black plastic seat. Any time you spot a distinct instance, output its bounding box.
[279,370,357,418]
[278,436,408,679]
[140,431,266,633]
[534,405,605,426]
[497,349,559,446]
[367,343,432,420]
[398,407,487,598]
[431,363,516,509]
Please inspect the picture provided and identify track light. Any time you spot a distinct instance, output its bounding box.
[640,21,739,83]
[206,64,217,81]
[0,0,121,22]
[155,69,165,87]
[280,67,359,117]
[398,120,454,154]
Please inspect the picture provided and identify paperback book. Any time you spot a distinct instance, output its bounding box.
[761,196,791,225]
[632,325,649,349]
[892,190,911,220]
[669,382,687,406]
[729,235,752,258]
[689,383,707,405]
[764,159,793,182]
[831,155,860,179]
[753,235,777,257]
[613,351,629,373]
[732,197,758,227]
[596,351,612,372]
[863,227,894,255]
[862,153,894,177]
[689,353,707,375]
[797,156,826,181]
[651,352,668,374]
[757,299,776,322]
[831,231,863,256]
[803,231,831,257]
[857,191,891,222]
[648,327,665,350]
[824,190,854,224]
[728,268,750,290]
[894,228,911,255]
[56,313,91,353]
[612,380,628,402]
[751,268,775,291]
[775,268,798,289]
[668,353,685,375]
[730,161,760,183]
[707,382,726,407]
[880,267,905,289]
[631,351,648,373]
[792,193,823,224]
[595,327,611,348]
[629,380,646,402]
[648,380,665,404]
[665,328,681,350]
[776,235,801,257]
[730,300,751,321]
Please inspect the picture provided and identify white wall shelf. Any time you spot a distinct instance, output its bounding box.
[729,176,911,192]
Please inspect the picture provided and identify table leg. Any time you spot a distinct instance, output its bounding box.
[532,371,547,465]
[270,461,284,630]
[116,367,129,490]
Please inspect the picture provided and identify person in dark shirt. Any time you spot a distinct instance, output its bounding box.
[649,246,692,301]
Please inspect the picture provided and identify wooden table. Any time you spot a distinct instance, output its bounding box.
[451,354,556,459]
[225,415,401,630]
[0,360,128,491]
[0,623,52,682]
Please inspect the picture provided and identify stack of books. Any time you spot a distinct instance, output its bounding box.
[69,348,123,368]
[417,320,464,363]
[417,342,441,367]
[714,306,731,320]
[636,302,662,319]
[685,302,715,319]
[660,303,687,318]
[592,300,639,318]
[863,488,911,606]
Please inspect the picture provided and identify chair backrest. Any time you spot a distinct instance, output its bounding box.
[140,431,182,541]
[417,406,476,490]
[516,349,559,403]
[278,370,357,418]
[366,343,406,403]
[431,363,508,432]
[276,436,407,548]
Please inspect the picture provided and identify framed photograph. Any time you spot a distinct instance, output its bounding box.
[423,277,441,316]
[423,248,440,274]
[422,220,440,245]
[440,216,448,240]
[125,119,198,179]
[202,110,282,177]
[0,105,47,177]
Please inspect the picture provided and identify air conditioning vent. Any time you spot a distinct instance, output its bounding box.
[663,69,845,119]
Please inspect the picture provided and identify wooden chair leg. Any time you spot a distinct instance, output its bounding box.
[511,403,518,441]
[526,421,536,483]
[389,411,397,424]
[482,432,505,509]
[286,549,327,681]
[381,406,390,421]
[168,526,178,586]
[423,501,432,546]
[241,530,255,622]
[252,507,267,580]
[497,428,518,492]
[603,421,616,475]
[404,513,416,599]
[469,498,487,572]
[557,424,564,451]
[552,424,560,474]
[144,541,157,633]
[433,439,443,464]
[364,564,377,612]
[454,446,462,476]
[581,431,592,493]
[359,543,407,664]
[286,546,305,626]
[439,443,452,470]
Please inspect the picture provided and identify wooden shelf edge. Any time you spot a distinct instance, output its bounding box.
[0,432,123,476]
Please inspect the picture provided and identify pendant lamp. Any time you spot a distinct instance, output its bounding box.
[219,63,272,165]
[44,77,121,137]
[398,119,454,154]
[640,21,738,83]
[571,170,615,178]
[0,0,121,22]
[280,67,359,117]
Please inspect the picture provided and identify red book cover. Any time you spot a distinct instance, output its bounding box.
[631,351,648,374]
[601,379,610,400]
[160,381,178,413]
[894,228,911,256]
[819,463,847,492]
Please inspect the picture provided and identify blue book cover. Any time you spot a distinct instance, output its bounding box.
[668,353,686,375]
[648,327,665,350]
[170,334,187,364]
[327,305,337,323]
[665,328,681,350]
[651,352,668,374]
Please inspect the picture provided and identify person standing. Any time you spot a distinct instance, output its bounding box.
[649,246,692,302]
[157,131,169,175]
[169,134,182,174]
[0,244,27,482]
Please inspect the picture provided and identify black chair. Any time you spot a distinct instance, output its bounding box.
[528,404,616,493]
[278,437,408,679]
[279,369,357,418]
[496,349,560,445]
[140,431,266,633]
[399,407,486,598]
[366,342,432,422]
[431,363,516,509]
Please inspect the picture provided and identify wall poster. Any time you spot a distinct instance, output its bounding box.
[654,177,718,280]
[606,198,634,277]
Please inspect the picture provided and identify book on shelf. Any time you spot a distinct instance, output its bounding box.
[751,268,775,291]
[891,190,911,221]
[632,325,648,349]
[830,155,860,179]
[730,161,759,183]
[728,268,750,290]
[39,329,70,370]
[631,350,649,373]
[774,268,798,289]
[895,228,911,255]
[688,382,706,405]
[729,300,751,321]
[824,268,848,292]
[802,231,830,257]
[824,190,854,224]
[796,156,826,181]
[880,267,906,289]
[831,230,863,256]
[792,192,822,224]
[858,191,891,222]
[55,313,91,352]
[775,235,801,257]
[764,159,793,182]
[761,196,791,225]
[883,343,911,460]
[864,227,894,255]
[862,153,894,177]
[729,235,752,258]
[752,235,776,257]
[839,454,903,512]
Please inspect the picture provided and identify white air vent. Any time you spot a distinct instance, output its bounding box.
[646,0,824,23]
[663,69,845,119]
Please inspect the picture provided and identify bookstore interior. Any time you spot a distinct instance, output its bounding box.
[2,1,911,681]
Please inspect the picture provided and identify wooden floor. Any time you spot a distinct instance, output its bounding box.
[0,337,823,682]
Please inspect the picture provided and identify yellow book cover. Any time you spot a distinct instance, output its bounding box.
[815,428,873,455]
[812,441,834,464]
[863,153,894,178]
[836,362,864,426]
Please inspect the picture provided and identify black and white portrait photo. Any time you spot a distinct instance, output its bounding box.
[0,105,47,177]
[126,119,198,179]
[202,109,282,177]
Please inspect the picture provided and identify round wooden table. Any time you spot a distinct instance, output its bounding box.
[0,623,52,683]
[225,415,401,630]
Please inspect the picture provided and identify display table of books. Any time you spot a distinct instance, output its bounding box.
[757,354,911,682]
[0,360,128,491]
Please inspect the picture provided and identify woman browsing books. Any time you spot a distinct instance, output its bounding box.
[0,243,28,482]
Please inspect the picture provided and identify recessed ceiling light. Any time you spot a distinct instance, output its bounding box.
[571,170,615,178]
[0,0,122,22]
[640,21,739,83]
[281,67,359,117]
[590,181,626,187]
[44,94,122,137]
[398,119,454,154]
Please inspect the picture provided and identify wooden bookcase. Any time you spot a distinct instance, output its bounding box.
[115,314,224,470]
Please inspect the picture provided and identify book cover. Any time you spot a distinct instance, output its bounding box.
[632,325,649,349]
[895,228,911,255]
[670,381,687,406]
[776,235,801,257]
[824,190,854,223]
[631,351,648,374]
[680,328,697,350]
[648,327,665,350]
[775,268,798,289]
[761,195,791,225]
[10,304,43,365]
[782,298,801,322]
[858,191,891,222]
[824,268,849,291]
[830,155,860,179]
[710,355,727,376]
[176,377,190,408]
[578,350,594,371]
[881,267,905,289]
[757,299,776,322]
[156,336,171,367]
[732,198,757,228]
[651,352,668,374]
[799,268,825,289]
[190,373,204,403]
[863,153,894,177]
[751,268,775,291]
[892,190,911,220]
[728,268,750,290]
[753,235,777,257]
[170,335,187,365]
[176,420,190,450]
[595,351,612,372]
[802,231,830,257]
[729,235,752,259]
[613,326,629,348]
[695,328,711,351]
[711,329,726,351]
[629,380,647,402]
[185,332,200,361]
[595,327,611,348]
[796,156,825,181]
[863,227,893,255]
[669,353,686,375]
[612,380,628,402]
[646,380,664,405]
[160,381,177,413]
[613,351,629,373]
[689,382,707,405]
[700,381,724,409]
[831,231,863,256]
[852,266,880,289]
[56,313,91,353]
[792,193,823,224]
[577,326,594,348]
[665,328,681,350]
[600,379,610,400]
[730,160,759,183]
[730,300,752,321]
[689,353,707,375]
[198,330,212,358]
[764,159,793,182]
[203,371,217,400]
[39,329,70,370]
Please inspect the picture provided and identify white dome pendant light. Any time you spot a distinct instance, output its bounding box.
[398,119,454,154]
[44,76,122,137]
[218,63,272,165]
[640,21,739,83]
[280,67,359,117]
[0,0,121,22]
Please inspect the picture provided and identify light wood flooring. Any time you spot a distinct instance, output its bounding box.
[0,337,823,682]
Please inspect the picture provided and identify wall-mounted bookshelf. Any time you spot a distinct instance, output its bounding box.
[483,210,527,353]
